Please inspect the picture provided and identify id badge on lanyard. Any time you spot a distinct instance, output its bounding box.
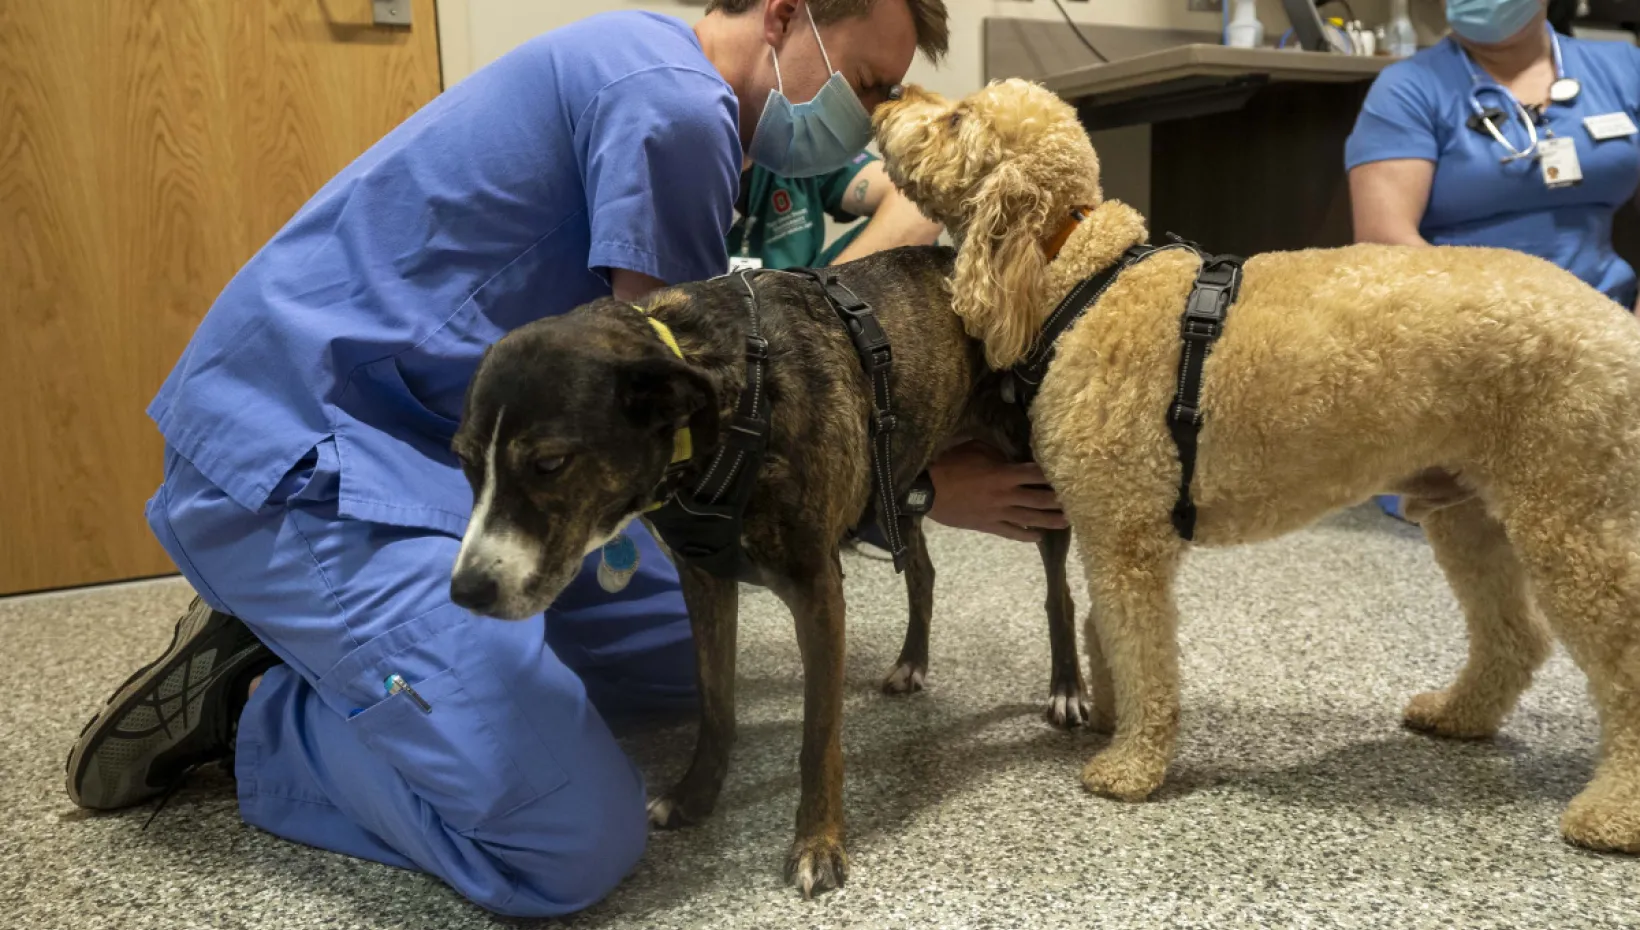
[1538,133,1582,189]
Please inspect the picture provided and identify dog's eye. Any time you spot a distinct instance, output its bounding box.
[533,456,568,476]
[947,111,962,128]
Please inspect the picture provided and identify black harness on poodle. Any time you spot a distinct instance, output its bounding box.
[1003,240,1245,542]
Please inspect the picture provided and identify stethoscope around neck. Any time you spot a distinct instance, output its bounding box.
[1461,25,1581,164]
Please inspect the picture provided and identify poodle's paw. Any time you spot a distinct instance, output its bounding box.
[1402,689,1503,740]
[1086,704,1117,735]
[1045,678,1089,730]
[646,793,705,830]
[1562,780,1640,854]
[1080,748,1166,802]
[785,832,849,898]
[881,660,926,695]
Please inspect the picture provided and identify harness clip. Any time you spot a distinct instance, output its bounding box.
[1169,401,1200,424]
[745,335,769,361]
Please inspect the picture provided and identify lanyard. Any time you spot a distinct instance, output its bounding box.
[1457,26,1578,164]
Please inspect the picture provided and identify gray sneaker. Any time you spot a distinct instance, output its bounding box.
[66,597,276,810]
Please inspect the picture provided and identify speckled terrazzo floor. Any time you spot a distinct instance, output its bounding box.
[4,505,1637,929]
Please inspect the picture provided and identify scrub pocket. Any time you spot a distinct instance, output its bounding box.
[352,661,570,836]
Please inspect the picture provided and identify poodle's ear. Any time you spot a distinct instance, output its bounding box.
[953,160,1053,369]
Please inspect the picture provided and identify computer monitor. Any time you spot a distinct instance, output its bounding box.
[1282,0,1330,51]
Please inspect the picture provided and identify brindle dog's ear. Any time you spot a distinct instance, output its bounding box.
[618,356,720,451]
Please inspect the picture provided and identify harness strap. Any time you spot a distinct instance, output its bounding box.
[1166,253,1244,541]
[643,270,771,581]
[788,267,915,573]
[1007,244,1157,408]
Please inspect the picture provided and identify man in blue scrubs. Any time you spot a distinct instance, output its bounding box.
[65,1,949,916]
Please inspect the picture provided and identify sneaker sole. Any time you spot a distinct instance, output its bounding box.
[65,604,246,810]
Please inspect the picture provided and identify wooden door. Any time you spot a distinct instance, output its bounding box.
[0,1,442,595]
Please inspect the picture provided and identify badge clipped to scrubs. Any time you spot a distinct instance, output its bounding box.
[1585,111,1640,142]
[1538,134,1582,189]
[728,255,764,273]
[598,533,641,593]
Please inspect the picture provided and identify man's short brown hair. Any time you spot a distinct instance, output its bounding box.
[705,0,949,63]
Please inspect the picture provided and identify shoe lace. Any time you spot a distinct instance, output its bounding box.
[140,750,236,832]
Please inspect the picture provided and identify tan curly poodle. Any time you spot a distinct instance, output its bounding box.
[874,77,1640,854]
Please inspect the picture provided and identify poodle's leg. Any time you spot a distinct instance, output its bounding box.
[1039,528,1091,728]
[1078,527,1185,801]
[1505,506,1640,853]
[1079,600,1116,735]
[883,517,932,695]
[1404,498,1551,739]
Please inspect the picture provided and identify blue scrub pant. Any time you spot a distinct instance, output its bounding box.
[145,440,695,917]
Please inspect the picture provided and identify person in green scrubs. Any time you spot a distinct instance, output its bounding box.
[728,150,942,270]
[731,150,1067,549]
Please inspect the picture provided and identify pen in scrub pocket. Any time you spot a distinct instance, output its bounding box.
[385,673,433,713]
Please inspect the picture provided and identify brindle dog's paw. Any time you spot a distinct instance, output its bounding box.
[785,834,849,898]
[1046,680,1089,729]
[646,795,696,830]
[881,661,926,695]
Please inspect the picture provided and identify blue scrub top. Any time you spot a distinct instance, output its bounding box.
[148,12,741,536]
[1345,34,1640,307]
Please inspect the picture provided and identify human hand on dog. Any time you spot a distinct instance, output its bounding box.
[928,441,1068,543]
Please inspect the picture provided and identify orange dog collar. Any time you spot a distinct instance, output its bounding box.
[1043,205,1095,262]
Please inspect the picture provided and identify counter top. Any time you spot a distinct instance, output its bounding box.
[1043,44,1391,104]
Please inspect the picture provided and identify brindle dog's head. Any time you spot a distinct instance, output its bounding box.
[449,298,717,619]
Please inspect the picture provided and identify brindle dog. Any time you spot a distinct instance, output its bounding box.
[448,246,1086,897]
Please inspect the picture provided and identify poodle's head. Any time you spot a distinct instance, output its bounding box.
[874,79,1102,367]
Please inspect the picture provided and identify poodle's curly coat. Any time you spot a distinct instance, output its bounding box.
[874,78,1640,853]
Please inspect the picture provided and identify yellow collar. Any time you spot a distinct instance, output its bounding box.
[631,304,693,467]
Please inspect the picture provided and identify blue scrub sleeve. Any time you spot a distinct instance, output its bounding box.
[579,67,740,285]
[1345,63,1441,170]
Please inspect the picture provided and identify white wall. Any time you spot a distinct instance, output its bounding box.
[431,0,1419,222]
[438,0,1415,91]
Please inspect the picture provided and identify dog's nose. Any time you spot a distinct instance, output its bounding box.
[450,571,499,613]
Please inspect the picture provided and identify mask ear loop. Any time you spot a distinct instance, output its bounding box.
[805,3,837,75]
[770,44,784,94]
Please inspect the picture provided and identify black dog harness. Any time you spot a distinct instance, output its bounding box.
[1164,253,1243,540]
[644,269,930,580]
[1001,239,1244,542]
[644,272,771,582]
[786,267,932,573]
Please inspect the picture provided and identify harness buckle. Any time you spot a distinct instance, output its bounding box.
[875,411,898,434]
[728,414,769,442]
[1181,317,1222,342]
[745,335,769,361]
[1169,401,1200,424]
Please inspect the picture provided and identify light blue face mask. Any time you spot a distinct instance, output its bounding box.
[747,6,873,179]
[1446,0,1542,45]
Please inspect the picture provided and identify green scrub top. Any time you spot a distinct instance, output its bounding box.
[727,151,877,269]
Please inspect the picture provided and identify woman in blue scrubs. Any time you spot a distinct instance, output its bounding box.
[1347,0,1640,309]
[1346,0,1640,520]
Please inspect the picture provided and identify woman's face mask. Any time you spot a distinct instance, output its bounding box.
[1447,0,1543,45]
[747,5,873,179]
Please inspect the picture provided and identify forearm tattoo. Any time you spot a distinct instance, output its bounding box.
[852,177,870,206]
